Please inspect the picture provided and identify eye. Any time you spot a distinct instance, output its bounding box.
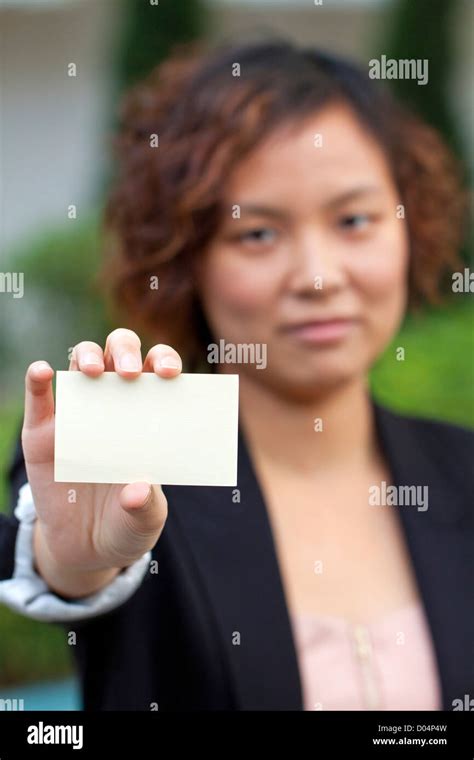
[338,213,374,232]
[238,227,278,244]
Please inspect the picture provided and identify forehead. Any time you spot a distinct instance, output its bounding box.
[223,103,395,203]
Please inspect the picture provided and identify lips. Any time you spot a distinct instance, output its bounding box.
[280,317,357,344]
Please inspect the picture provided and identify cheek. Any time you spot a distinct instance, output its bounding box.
[202,251,280,316]
[351,223,409,307]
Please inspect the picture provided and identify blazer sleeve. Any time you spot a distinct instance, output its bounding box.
[0,433,151,622]
[0,432,24,580]
[0,513,20,581]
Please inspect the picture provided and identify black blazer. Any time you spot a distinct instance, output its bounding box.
[3,402,474,711]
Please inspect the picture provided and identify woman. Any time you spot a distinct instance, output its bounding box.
[1,41,473,711]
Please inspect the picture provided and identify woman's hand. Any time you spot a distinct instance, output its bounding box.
[22,329,182,599]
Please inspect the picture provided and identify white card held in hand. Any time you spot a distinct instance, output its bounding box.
[54,371,239,486]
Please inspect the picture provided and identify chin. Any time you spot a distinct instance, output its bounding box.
[257,360,365,402]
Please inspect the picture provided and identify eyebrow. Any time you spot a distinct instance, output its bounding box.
[325,185,381,209]
[234,186,382,220]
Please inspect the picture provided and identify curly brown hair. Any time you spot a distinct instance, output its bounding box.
[103,40,466,368]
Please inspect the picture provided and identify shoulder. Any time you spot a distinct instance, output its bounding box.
[379,403,473,441]
[393,408,473,446]
[374,403,474,491]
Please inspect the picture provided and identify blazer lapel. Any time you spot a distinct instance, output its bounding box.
[167,421,303,710]
[373,404,474,709]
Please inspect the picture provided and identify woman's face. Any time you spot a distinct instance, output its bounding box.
[198,102,409,400]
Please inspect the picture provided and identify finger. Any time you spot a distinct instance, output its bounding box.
[24,361,55,429]
[104,328,142,377]
[69,341,105,376]
[143,344,182,378]
[119,482,168,536]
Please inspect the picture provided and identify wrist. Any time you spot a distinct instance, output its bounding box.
[33,521,121,599]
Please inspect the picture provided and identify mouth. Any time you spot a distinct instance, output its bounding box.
[279,317,358,345]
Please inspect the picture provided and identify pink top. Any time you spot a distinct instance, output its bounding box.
[291,601,442,710]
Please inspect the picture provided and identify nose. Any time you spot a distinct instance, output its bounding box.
[286,228,348,297]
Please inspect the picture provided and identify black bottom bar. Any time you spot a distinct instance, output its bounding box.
[0,710,472,758]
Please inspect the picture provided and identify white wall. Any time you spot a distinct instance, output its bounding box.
[0,0,122,257]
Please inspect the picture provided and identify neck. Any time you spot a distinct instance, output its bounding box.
[234,372,378,476]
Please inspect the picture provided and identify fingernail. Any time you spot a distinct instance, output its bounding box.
[83,353,102,367]
[119,353,140,372]
[158,356,181,370]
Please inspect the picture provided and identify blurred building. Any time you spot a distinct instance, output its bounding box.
[0,0,122,255]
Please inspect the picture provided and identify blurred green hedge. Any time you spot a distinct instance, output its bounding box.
[116,0,208,93]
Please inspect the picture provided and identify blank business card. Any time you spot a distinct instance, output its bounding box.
[54,371,239,486]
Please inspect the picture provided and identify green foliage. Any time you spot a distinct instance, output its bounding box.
[0,402,23,515]
[116,0,208,93]
[371,298,474,428]
[0,611,72,687]
[376,0,463,161]
[374,0,471,265]
[2,217,115,387]
[12,215,111,339]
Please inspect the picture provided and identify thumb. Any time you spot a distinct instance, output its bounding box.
[119,482,168,538]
